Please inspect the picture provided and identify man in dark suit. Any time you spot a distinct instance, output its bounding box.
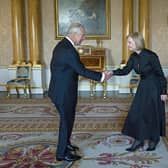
[48,23,112,162]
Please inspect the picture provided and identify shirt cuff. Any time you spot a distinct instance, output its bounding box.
[100,72,105,82]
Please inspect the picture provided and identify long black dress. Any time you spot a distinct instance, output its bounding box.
[113,49,167,141]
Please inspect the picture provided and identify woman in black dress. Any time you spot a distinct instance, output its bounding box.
[112,32,167,151]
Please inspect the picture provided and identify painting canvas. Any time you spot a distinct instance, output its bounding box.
[55,0,111,39]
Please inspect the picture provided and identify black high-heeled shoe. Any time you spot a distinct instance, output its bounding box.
[146,141,159,151]
[126,140,144,152]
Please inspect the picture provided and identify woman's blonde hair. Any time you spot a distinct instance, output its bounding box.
[127,32,145,50]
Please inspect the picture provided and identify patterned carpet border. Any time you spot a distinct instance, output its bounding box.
[0,97,167,141]
[0,96,133,104]
[0,97,132,132]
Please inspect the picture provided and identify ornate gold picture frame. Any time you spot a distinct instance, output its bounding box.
[55,0,111,40]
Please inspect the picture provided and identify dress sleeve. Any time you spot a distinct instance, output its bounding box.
[113,56,133,76]
[151,54,167,94]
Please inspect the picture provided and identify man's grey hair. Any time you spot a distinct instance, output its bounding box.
[66,23,84,35]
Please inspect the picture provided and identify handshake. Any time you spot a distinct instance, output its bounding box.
[103,70,113,81]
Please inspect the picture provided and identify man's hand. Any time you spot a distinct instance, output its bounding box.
[161,94,168,102]
[104,70,113,81]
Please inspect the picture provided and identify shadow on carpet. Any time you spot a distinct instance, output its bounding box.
[0,131,168,168]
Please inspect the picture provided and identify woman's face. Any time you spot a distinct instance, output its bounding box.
[127,37,137,51]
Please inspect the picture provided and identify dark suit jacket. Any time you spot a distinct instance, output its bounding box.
[48,38,102,105]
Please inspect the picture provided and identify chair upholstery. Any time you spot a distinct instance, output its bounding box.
[6,64,32,98]
[129,70,140,95]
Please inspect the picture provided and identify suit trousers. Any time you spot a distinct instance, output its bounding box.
[55,102,76,157]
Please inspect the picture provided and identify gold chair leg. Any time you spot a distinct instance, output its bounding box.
[90,80,94,97]
[16,87,20,98]
[6,86,11,98]
[28,85,32,98]
[24,87,27,98]
[103,81,107,99]
[130,87,133,96]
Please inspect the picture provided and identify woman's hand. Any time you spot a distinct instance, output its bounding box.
[161,94,168,102]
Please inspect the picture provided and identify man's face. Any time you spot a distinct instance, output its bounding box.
[74,28,85,45]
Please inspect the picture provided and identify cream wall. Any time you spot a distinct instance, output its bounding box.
[0,0,168,67]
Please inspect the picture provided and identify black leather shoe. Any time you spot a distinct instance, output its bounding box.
[67,144,79,151]
[146,141,159,151]
[126,140,144,152]
[56,153,81,162]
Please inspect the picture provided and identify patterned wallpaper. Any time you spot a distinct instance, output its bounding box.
[0,0,13,66]
[151,0,168,66]
[0,0,168,67]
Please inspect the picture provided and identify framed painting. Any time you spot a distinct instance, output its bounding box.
[55,0,111,40]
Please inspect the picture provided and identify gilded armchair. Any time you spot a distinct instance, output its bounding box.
[6,64,32,98]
